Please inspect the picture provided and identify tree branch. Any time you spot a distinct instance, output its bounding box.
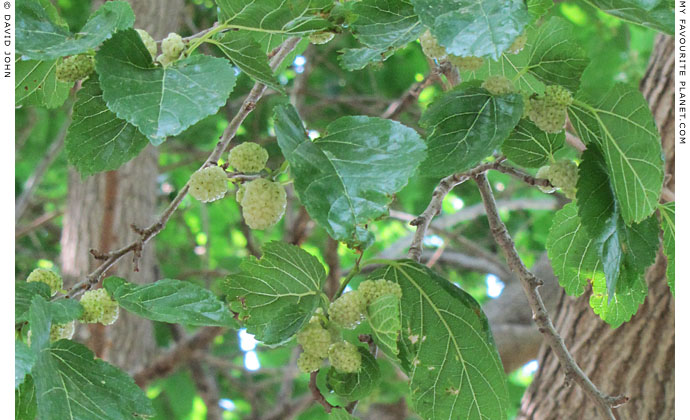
[310,371,334,413]
[408,158,506,261]
[474,173,627,419]
[65,37,300,298]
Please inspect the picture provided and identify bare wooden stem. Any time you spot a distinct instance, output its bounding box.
[474,173,627,420]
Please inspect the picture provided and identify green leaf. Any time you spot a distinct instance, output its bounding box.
[569,84,664,225]
[17,0,134,60]
[659,202,674,295]
[216,0,333,34]
[274,104,426,248]
[104,277,238,327]
[366,294,401,359]
[525,17,589,92]
[49,299,84,324]
[338,47,393,71]
[546,203,604,296]
[66,77,148,176]
[527,0,553,21]
[502,119,564,168]
[326,347,381,402]
[412,0,529,59]
[15,282,51,323]
[96,29,237,144]
[32,340,155,420]
[15,376,37,420]
[15,341,35,388]
[15,58,70,108]
[214,32,282,91]
[339,0,424,70]
[585,0,673,34]
[373,261,509,420]
[224,242,326,345]
[419,84,522,178]
[28,296,52,353]
[350,0,424,50]
[330,408,357,420]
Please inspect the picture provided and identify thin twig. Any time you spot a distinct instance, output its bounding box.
[16,104,73,222]
[494,163,553,189]
[474,173,627,420]
[15,210,63,239]
[309,371,333,413]
[408,158,506,261]
[65,37,300,298]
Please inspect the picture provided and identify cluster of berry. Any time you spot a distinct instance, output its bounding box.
[297,280,402,374]
[188,142,286,230]
[25,268,119,342]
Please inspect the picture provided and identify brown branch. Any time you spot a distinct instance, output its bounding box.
[188,360,223,420]
[309,371,334,413]
[15,210,63,239]
[381,69,437,120]
[474,173,626,420]
[408,158,506,261]
[133,326,225,388]
[494,163,553,189]
[65,37,301,299]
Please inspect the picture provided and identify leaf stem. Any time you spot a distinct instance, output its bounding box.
[334,252,364,299]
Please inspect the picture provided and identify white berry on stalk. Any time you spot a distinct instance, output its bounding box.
[79,288,119,325]
[136,29,157,59]
[189,166,228,203]
[328,341,362,373]
[27,268,63,296]
[238,178,287,230]
[228,142,269,173]
[328,290,367,329]
[161,32,185,60]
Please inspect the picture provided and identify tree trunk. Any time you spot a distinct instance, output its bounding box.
[518,35,674,420]
[59,0,184,373]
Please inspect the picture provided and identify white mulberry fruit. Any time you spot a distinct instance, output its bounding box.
[79,288,119,325]
[535,165,556,194]
[527,86,573,133]
[420,30,447,60]
[56,54,94,83]
[136,29,157,59]
[328,290,367,329]
[545,85,573,107]
[228,143,269,173]
[297,322,331,359]
[308,32,335,45]
[508,34,527,54]
[328,341,362,373]
[358,279,402,306]
[297,351,324,373]
[161,32,185,61]
[448,55,484,72]
[189,166,228,203]
[239,178,287,230]
[547,159,578,199]
[27,268,62,296]
[482,76,515,96]
[50,322,75,342]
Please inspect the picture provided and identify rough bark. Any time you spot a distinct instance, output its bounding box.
[518,34,674,420]
[59,0,184,373]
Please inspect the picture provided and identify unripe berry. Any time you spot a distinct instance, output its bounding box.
[50,322,75,342]
[189,166,228,203]
[297,351,324,373]
[239,178,287,230]
[156,53,175,67]
[482,76,515,96]
[508,34,527,54]
[136,29,157,59]
[308,32,335,45]
[535,165,556,194]
[161,32,185,61]
[358,279,402,306]
[547,159,578,199]
[79,288,119,325]
[27,268,62,296]
[544,85,573,107]
[328,341,362,373]
[419,30,447,60]
[527,97,566,133]
[448,55,484,72]
[228,142,269,173]
[56,54,94,83]
[328,290,367,329]
[297,322,331,358]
